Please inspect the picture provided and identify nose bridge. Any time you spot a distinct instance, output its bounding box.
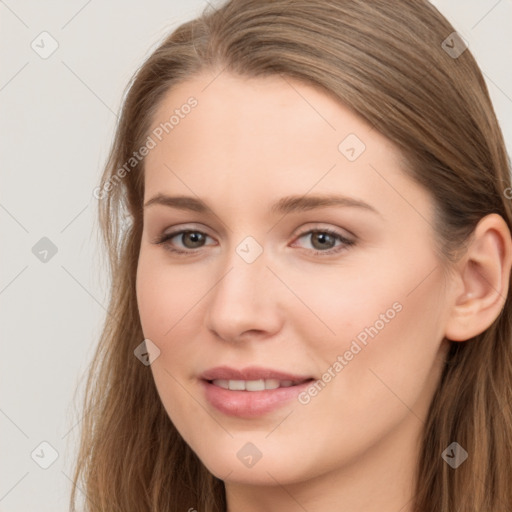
[215,234,268,307]
[205,233,281,340]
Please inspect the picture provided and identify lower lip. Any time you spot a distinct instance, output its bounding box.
[201,379,313,418]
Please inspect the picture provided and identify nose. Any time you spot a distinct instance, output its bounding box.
[204,242,283,344]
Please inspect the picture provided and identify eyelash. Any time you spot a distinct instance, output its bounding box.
[153,227,355,257]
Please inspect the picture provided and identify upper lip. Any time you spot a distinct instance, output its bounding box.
[200,366,313,383]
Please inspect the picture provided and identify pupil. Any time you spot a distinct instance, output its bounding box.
[185,232,204,248]
[313,232,334,250]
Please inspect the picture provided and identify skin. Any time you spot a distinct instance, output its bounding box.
[135,70,512,511]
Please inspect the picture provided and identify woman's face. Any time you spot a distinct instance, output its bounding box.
[136,71,452,486]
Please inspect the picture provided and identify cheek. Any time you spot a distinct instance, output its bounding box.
[135,253,225,425]
[286,245,447,406]
[283,270,448,478]
[306,263,448,426]
[136,256,211,441]
[136,253,205,342]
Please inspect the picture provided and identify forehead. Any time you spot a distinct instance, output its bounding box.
[143,71,409,212]
[146,70,378,160]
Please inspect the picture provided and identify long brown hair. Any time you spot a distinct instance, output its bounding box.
[70,1,512,510]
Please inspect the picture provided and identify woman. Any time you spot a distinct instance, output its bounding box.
[71,1,512,511]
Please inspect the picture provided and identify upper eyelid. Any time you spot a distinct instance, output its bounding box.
[160,225,353,240]
[159,221,354,237]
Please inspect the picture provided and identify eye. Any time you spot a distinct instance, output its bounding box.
[154,229,215,254]
[292,228,355,256]
[153,226,355,256]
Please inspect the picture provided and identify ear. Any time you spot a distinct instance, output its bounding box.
[444,213,512,342]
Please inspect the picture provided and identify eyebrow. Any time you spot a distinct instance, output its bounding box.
[144,194,380,215]
[143,193,379,216]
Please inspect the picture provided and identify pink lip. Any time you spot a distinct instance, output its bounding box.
[200,366,314,418]
[200,365,312,382]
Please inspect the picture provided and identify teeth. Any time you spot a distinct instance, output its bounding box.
[228,380,246,391]
[212,379,294,391]
[213,379,230,389]
[245,379,265,391]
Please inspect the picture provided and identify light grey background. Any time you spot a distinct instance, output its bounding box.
[1,1,511,510]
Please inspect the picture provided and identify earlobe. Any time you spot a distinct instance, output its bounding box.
[444,214,512,342]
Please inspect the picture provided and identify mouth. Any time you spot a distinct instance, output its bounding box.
[207,378,313,391]
[200,366,315,418]
[200,365,314,383]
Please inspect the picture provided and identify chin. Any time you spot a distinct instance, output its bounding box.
[191,439,316,486]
